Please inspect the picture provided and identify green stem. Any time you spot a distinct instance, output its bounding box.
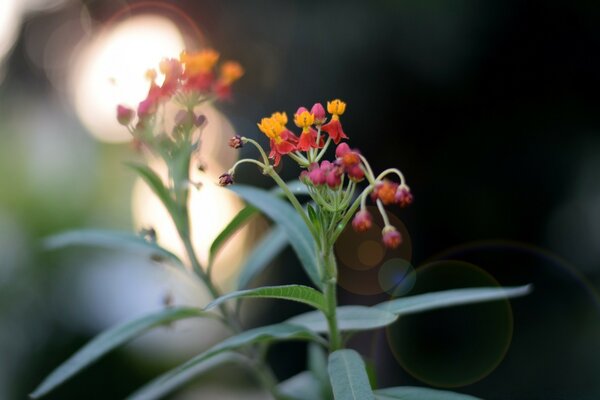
[323,247,342,352]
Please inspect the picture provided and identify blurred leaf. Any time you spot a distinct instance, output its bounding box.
[374,285,532,316]
[328,349,374,400]
[272,179,310,197]
[30,307,210,399]
[229,185,322,289]
[126,162,174,208]
[43,229,183,267]
[127,323,326,400]
[308,343,332,398]
[278,371,323,400]
[374,386,481,399]
[287,306,397,333]
[209,205,257,267]
[237,226,288,289]
[205,285,326,312]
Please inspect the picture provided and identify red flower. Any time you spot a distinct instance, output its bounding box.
[321,99,348,144]
[257,115,297,166]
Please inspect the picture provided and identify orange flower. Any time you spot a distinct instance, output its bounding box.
[322,99,348,144]
[257,115,297,166]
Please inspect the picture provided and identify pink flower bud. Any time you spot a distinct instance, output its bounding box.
[382,227,402,249]
[218,173,234,186]
[308,167,326,185]
[335,142,351,158]
[295,106,309,115]
[347,164,365,182]
[352,210,373,232]
[228,135,243,149]
[311,103,326,124]
[325,169,341,188]
[395,186,413,208]
[116,105,134,125]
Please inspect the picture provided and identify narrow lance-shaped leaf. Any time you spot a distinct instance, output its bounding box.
[210,180,306,271]
[229,185,322,289]
[287,306,398,333]
[43,229,183,268]
[237,226,288,290]
[328,349,374,400]
[30,307,211,399]
[278,371,323,400]
[205,285,327,313]
[126,323,326,400]
[374,386,482,400]
[208,205,256,267]
[375,285,532,315]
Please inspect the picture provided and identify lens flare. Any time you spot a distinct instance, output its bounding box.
[386,260,513,388]
[336,206,413,295]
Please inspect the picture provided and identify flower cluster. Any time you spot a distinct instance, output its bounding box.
[116,49,244,131]
[223,99,412,249]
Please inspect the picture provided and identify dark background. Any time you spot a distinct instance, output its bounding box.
[1,0,599,399]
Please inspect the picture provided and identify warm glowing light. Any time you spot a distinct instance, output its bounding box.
[0,0,21,77]
[132,171,248,292]
[71,15,185,142]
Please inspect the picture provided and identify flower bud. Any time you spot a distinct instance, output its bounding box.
[218,173,234,186]
[308,167,326,186]
[228,135,243,149]
[116,105,134,125]
[195,114,207,126]
[395,186,413,208]
[382,227,402,249]
[311,103,326,124]
[335,142,351,158]
[352,210,373,232]
[372,180,398,205]
[347,164,365,182]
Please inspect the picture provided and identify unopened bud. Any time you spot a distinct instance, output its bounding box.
[116,105,134,125]
[218,173,234,186]
[228,135,243,149]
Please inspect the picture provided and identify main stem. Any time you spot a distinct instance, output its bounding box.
[323,245,342,352]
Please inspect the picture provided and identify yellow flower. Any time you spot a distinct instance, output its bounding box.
[271,112,288,126]
[180,49,220,74]
[257,117,284,143]
[326,99,346,117]
[220,61,244,85]
[294,110,315,129]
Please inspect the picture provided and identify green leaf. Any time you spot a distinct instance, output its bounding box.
[374,386,482,399]
[229,185,322,289]
[272,179,311,197]
[287,306,398,333]
[374,285,532,316]
[30,307,209,399]
[43,229,183,267]
[307,204,321,233]
[328,349,374,400]
[126,162,174,209]
[278,371,323,400]
[209,205,256,267]
[205,285,327,313]
[126,323,326,400]
[237,226,288,289]
[308,343,332,397]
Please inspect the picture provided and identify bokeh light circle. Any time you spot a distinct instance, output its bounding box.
[378,258,416,296]
[386,260,513,388]
[335,206,412,295]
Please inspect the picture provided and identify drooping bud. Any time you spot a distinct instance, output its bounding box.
[347,164,365,182]
[195,114,207,126]
[335,142,351,158]
[218,173,234,186]
[228,135,243,149]
[311,103,326,125]
[372,180,398,205]
[395,186,413,208]
[382,226,402,249]
[352,210,373,232]
[116,105,134,125]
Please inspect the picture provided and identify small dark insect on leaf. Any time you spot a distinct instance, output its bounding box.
[162,291,174,308]
[140,227,157,242]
